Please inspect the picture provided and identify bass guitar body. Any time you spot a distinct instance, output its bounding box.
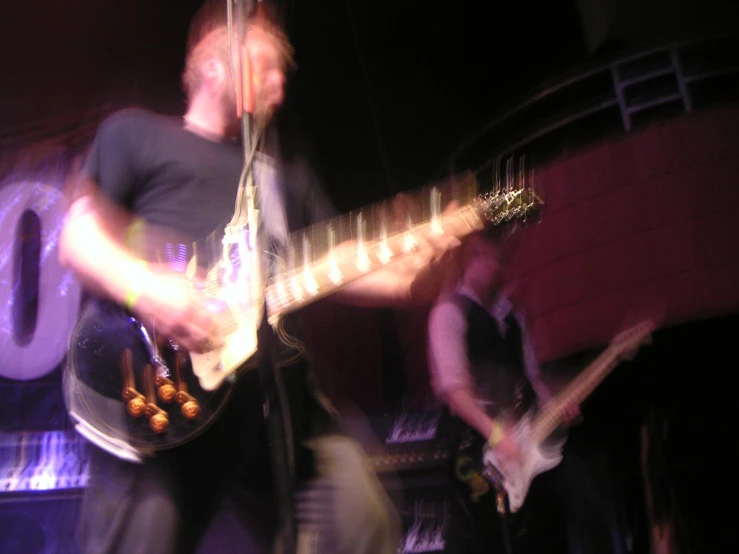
[453,417,565,513]
[64,298,235,462]
[456,320,654,513]
[481,412,565,513]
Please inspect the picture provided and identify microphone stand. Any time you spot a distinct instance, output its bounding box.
[232,0,254,162]
[227,3,298,553]
[225,0,259,257]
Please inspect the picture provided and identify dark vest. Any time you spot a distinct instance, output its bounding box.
[451,293,535,421]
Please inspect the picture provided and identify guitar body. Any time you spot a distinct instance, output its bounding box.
[482,412,565,513]
[63,298,236,462]
[458,320,654,513]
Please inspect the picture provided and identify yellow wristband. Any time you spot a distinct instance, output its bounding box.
[124,288,141,311]
[488,419,505,448]
[124,261,149,311]
[124,217,146,249]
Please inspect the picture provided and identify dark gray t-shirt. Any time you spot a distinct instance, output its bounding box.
[83,107,335,257]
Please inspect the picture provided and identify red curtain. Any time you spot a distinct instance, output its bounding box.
[510,107,739,362]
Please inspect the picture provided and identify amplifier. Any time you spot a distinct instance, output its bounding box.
[0,431,90,494]
[363,408,459,476]
[397,485,454,554]
[345,407,462,553]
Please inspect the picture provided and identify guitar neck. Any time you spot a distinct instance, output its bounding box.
[265,204,481,320]
[527,321,654,445]
[264,175,543,323]
[530,348,620,445]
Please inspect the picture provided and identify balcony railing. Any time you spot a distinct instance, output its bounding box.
[435,34,739,188]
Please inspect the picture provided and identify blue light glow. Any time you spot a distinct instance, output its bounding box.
[0,431,90,493]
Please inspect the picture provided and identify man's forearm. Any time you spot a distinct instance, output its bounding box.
[59,192,149,306]
[445,388,496,440]
[330,268,415,308]
[330,248,456,308]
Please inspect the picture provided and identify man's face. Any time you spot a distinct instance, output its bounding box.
[245,32,286,118]
[464,239,502,293]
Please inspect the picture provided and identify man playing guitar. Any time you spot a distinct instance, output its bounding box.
[427,231,616,554]
[60,4,465,553]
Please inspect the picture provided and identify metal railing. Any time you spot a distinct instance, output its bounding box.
[435,34,739,185]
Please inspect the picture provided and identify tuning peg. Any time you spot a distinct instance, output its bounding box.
[155,375,177,403]
[171,353,200,420]
[149,411,170,434]
[181,401,200,420]
[120,350,148,417]
[506,157,514,192]
[517,156,526,191]
[176,391,201,420]
[124,391,147,418]
[143,403,169,433]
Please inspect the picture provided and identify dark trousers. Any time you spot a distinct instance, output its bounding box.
[76,370,400,554]
[77,368,276,554]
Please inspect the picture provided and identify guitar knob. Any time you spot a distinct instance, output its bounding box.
[157,383,177,403]
[126,396,146,418]
[149,412,169,434]
[181,400,200,420]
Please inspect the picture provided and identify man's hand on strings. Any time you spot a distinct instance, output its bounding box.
[492,433,521,466]
[392,196,481,271]
[127,265,221,354]
[559,402,583,426]
[487,419,522,471]
[397,198,481,304]
[328,196,481,308]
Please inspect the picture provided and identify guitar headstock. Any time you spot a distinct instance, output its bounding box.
[474,156,544,237]
[609,320,656,361]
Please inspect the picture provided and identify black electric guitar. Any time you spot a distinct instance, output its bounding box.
[454,320,655,512]
[64,171,544,461]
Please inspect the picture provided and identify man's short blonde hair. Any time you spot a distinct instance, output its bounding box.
[182,11,295,102]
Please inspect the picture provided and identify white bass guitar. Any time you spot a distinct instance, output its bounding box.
[481,320,655,513]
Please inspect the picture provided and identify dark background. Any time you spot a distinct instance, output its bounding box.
[2,0,736,208]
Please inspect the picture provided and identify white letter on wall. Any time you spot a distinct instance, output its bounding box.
[0,181,81,380]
